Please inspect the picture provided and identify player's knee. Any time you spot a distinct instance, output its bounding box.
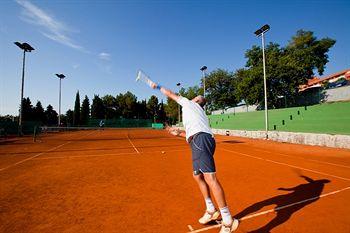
[204,173,218,185]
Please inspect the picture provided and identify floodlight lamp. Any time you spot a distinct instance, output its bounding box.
[254,24,270,36]
[14,42,35,52]
[200,66,207,71]
[55,74,66,79]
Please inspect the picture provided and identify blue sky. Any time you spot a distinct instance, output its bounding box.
[1,0,349,115]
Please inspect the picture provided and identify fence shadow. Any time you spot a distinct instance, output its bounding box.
[234,175,330,233]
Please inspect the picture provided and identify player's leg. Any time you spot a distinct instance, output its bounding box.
[192,173,211,201]
[203,173,239,232]
[192,143,220,224]
[193,173,221,224]
[203,173,227,208]
[193,133,239,232]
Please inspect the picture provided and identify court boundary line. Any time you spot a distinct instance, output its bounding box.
[251,147,350,169]
[219,148,350,181]
[127,134,140,154]
[0,131,95,172]
[187,186,350,232]
[32,148,191,160]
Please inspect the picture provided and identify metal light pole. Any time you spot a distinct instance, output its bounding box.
[55,74,66,127]
[254,24,270,139]
[14,42,34,136]
[176,83,181,125]
[200,66,207,98]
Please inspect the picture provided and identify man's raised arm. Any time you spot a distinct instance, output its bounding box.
[151,83,180,102]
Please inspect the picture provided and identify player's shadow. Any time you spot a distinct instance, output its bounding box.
[234,175,330,233]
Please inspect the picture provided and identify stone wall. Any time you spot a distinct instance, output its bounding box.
[211,128,350,149]
[325,85,350,102]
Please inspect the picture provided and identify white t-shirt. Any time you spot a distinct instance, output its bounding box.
[177,96,213,142]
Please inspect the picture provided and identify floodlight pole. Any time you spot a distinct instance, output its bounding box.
[20,50,26,134]
[200,66,208,113]
[176,83,181,125]
[14,42,34,136]
[200,66,207,98]
[255,24,270,139]
[55,74,66,127]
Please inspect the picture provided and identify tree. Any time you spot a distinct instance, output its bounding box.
[204,69,238,110]
[21,97,33,121]
[286,30,336,76]
[164,97,179,124]
[33,101,45,123]
[158,100,166,122]
[80,95,90,125]
[123,91,137,118]
[147,95,159,122]
[73,91,80,126]
[102,95,117,119]
[135,99,147,119]
[66,109,74,126]
[179,85,202,100]
[91,95,105,119]
[45,105,58,126]
[236,30,335,108]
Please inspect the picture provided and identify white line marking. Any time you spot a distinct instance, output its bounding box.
[187,186,350,233]
[253,148,350,169]
[220,148,350,181]
[187,225,194,231]
[0,131,95,172]
[0,142,70,172]
[127,134,140,154]
[33,148,191,160]
[33,151,140,160]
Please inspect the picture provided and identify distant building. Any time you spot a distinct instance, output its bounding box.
[299,68,350,92]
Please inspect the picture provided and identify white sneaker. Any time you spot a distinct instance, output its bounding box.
[198,210,221,224]
[219,218,239,233]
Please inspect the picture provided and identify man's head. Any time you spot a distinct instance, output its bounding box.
[192,95,206,108]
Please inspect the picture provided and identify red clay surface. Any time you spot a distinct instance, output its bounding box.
[1,129,350,233]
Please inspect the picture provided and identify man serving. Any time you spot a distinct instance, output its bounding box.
[151,83,239,233]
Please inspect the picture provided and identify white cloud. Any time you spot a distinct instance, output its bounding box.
[72,64,80,69]
[98,52,111,61]
[15,0,87,52]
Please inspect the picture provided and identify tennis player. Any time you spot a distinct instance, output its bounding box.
[151,83,239,233]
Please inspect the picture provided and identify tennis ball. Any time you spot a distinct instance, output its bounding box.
[161,151,165,154]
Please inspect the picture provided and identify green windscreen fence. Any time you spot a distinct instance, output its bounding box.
[0,120,42,136]
[151,123,164,129]
[0,119,154,136]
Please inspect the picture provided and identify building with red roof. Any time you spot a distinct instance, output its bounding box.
[299,68,350,92]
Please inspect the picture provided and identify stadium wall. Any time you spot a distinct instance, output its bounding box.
[325,85,350,102]
[211,105,258,115]
[211,129,350,149]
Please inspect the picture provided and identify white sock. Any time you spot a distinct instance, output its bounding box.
[205,197,216,212]
[219,206,233,225]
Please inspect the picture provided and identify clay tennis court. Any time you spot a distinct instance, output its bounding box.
[1,128,350,233]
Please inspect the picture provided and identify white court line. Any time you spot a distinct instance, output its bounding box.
[0,142,71,172]
[127,134,140,154]
[187,225,194,231]
[33,148,191,160]
[220,148,350,181]
[33,151,139,160]
[0,131,95,172]
[252,148,350,169]
[187,186,350,233]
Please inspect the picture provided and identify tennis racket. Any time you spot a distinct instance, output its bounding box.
[136,70,156,88]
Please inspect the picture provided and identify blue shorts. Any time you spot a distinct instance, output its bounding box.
[190,132,216,175]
